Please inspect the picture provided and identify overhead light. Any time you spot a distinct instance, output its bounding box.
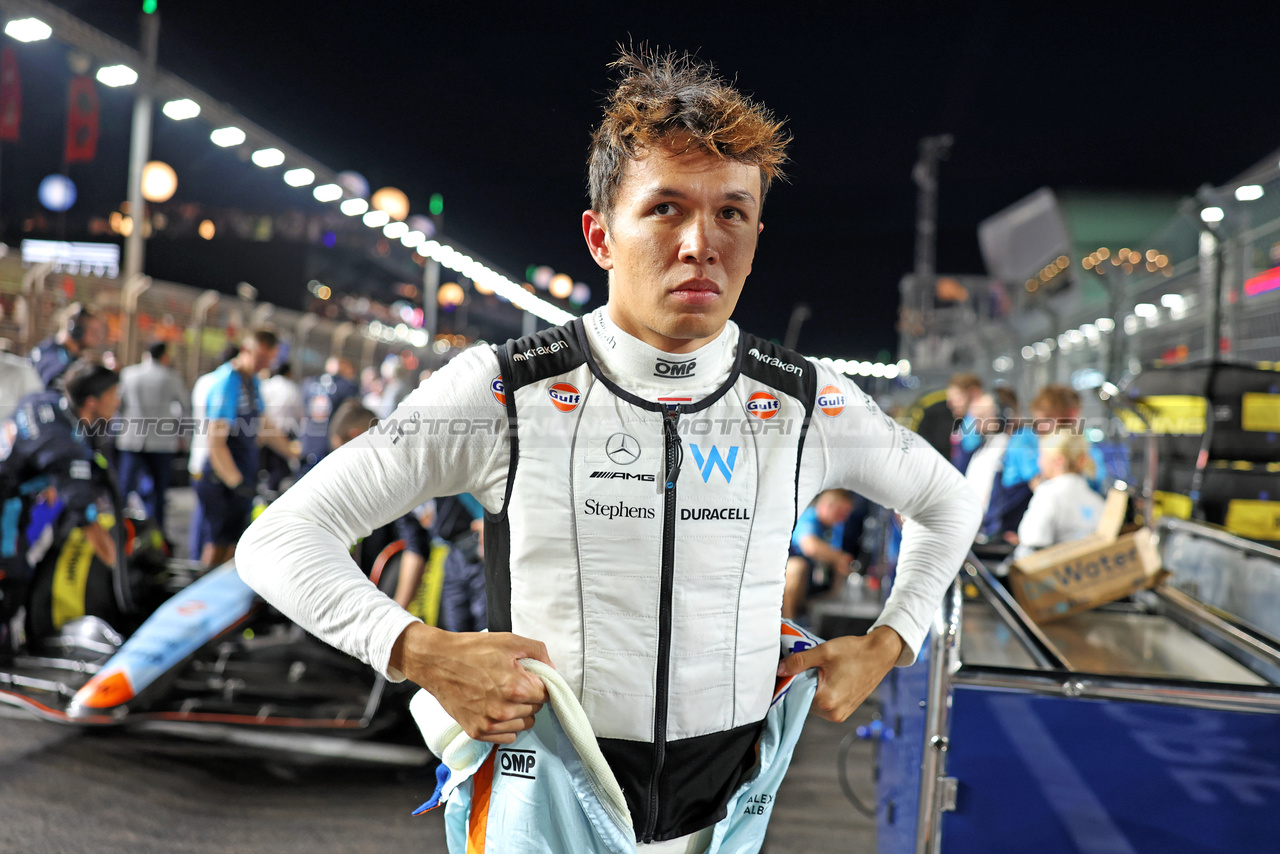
[1200,206,1225,224]
[210,126,246,147]
[1134,303,1158,318]
[312,183,342,202]
[1096,317,1116,332]
[96,65,138,87]
[283,168,315,187]
[383,221,409,239]
[401,230,426,247]
[5,17,52,42]
[362,210,390,228]
[1235,185,1264,202]
[340,198,368,216]
[1160,293,1185,309]
[161,99,201,120]
[251,148,285,168]
[1021,346,1036,361]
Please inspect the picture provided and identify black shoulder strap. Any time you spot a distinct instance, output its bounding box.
[484,321,587,633]
[738,333,819,532]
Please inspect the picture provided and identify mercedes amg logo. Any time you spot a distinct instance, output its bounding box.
[605,432,641,466]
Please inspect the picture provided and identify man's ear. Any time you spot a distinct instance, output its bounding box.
[582,210,613,271]
[758,221,764,236]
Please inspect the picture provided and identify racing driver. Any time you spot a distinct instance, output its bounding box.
[239,48,981,852]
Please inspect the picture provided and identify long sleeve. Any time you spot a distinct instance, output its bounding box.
[236,346,510,678]
[799,363,982,665]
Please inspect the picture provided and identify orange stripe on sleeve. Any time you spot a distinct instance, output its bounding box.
[466,749,497,853]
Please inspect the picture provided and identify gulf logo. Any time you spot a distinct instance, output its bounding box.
[817,385,846,417]
[490,376,506,406]
[548,382,581,412]
[746,391,780,420]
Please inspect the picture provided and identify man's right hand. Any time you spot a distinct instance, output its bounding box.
[390,623,551,743]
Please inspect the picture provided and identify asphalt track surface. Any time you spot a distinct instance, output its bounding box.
[0,704,876,853]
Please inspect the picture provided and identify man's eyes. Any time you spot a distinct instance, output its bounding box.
[653,202,676,216]
[649,203,749,220]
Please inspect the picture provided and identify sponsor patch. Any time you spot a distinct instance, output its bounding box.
[680,507,751,521]
[589,471,656,482]
[490,376,506,406]
[548,382,581,413]
[498,748,537,780]
[512,340,568,362]
[817,385,846,417]
[605,432,641,465]
[690,444,739,483]
[583,498,655,519]
[745,391,780,420]
[653,357,696,379]
[747,347,804,376]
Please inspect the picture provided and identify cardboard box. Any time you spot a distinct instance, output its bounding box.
[1009,489,1164,624]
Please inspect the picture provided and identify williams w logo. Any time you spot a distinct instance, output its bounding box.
[690,444,738,483]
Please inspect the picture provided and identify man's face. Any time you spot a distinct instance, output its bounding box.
[83,385,120,424]
[81,317,106,351]
[583,147,763,353]
[946,385,972,418]
[246,342,278,374]
[817,496,854,527]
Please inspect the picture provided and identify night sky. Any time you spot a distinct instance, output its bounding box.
[18,2,1280,358]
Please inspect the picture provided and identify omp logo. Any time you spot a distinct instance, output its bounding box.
[653,357,696,379]
[690,444,738,483]
[490,376,506,406]
[498,748,537,779]
[746,391,780,420]
[747,347,804,376]
[817,385,846,417]
[548,383,581,412]
[512,340,567,361]
[590,471,656,482]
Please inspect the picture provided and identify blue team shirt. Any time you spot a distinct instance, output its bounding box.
[790,505,844,554]
[202,362,263,481]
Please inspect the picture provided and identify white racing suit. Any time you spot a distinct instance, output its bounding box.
[412,623,821,854]
[238,307,981,847]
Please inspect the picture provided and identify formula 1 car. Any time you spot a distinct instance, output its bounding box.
[0,516,430,766]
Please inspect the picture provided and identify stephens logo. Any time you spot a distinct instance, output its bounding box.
[746,391,780,420]
[584,498,656,520]
[512,340,568,361]
[747,347,804,376]
[548,382,581,412]
[817,385,846,417]
[490,376,506,406]
[690,444,739,483]
[653,357,696,379]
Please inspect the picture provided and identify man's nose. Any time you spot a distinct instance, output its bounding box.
[679,215,717,265]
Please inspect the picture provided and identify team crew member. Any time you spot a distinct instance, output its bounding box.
[300,357,360,475]
[783,489,856,621]
[239,49,980,851]
[115,341,188,534]
[0,362,121,648]
[28,305,107,390]
[196,329,297,568]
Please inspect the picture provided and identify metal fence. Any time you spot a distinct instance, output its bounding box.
[0,250,413,388]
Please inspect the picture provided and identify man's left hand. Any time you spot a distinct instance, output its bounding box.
[776,626,905,722]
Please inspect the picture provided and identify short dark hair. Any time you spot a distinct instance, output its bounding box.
[148,341,168,361]
[948,372,983,394]
[243,327,279,351]
[328,399,379,443]
[275,361,292,379]
[588,46,790,221]
[217,344,240,365]
[63,360,118,409]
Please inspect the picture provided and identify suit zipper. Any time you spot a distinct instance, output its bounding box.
[644,408,682,842]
